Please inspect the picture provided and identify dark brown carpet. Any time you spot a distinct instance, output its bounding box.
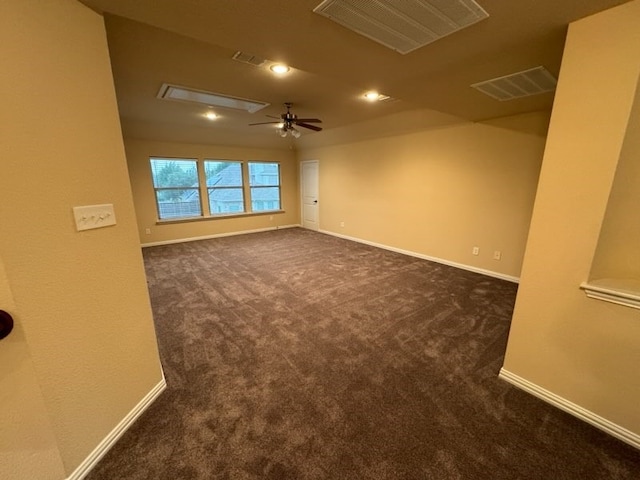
[87,228,640,479]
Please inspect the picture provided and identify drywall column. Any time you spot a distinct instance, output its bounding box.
[0,256,65,480]
[0,0,165,476]
[502,0,640,442]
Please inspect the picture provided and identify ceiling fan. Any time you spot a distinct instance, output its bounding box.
[249,102,322,137]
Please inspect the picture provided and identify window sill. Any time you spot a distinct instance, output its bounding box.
[580,278,640,310]
[156,210,285,225]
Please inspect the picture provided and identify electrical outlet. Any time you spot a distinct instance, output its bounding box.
[472,246,479,256]
[145,228,151,235]
[340,221,345,227]
[493,250,502,260]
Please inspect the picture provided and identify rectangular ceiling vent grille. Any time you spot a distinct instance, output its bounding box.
[313,0,489,54]
[231,51,267,67]
[471,66,558,101]
[157,83,269,113]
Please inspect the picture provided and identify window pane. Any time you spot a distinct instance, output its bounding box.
[156,190,201,219]
[150,158,201,220]
[205,161,243,187]
[208,187,244,214]
[248,162,280,186]
[205,160,245,215]
[249,162,280,212]
[150,158,198,187]
[251,187,280,211]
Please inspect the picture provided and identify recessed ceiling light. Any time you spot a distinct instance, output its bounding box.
[204,111,218,120]
[364,91,380,101]
[363,91,391,102]
[270,64,290,75]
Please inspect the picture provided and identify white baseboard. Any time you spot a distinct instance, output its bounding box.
[319,229,519,283]
[499,368,640,450]
[67,377,167,480]
[141,224,301,248]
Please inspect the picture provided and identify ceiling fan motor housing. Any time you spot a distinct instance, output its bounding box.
[248,102,322,133]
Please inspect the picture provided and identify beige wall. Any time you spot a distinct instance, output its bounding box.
[0,0,164,476]
[503,0,640,437]
[590,77,640,281]
[297,115,547,279]
[0,257,65,480]
[125,139,299,245]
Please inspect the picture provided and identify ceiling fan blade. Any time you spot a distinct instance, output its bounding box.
[295,118,322,123]
[266,115,281,119]
[296,122,323,132]
[249,121,281,126]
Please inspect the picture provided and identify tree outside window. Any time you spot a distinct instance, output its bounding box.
[150,158,201,219]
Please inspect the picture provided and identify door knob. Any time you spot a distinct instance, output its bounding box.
[0,310,14,340]
[313,200,318,204]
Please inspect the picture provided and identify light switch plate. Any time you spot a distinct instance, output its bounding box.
[73,204,116,231]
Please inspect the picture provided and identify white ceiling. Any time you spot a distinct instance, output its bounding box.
[79,0,631,149]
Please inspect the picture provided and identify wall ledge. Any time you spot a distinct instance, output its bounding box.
[319,229,519,283]
[67,377,167,480]
[499,368,640,450]
[580,279,640,310]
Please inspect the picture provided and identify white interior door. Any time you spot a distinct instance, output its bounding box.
[301,160,319,231]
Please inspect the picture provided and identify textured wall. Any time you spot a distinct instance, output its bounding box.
[504,0,640,436]
[297,115,546,279]
[125,139,299,245]
[0,0,164,474]
[590,78,640,280]
[0,257,66,479]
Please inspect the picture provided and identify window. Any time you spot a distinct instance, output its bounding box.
[150,158,201,219]
[249,162,281,212]
[205,160,245,215]
[149,158,282,220]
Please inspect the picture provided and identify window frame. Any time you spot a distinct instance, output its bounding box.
[149,157,202,220]
[149,157,283,223]
[204,160,246,216]
[248,161,282,213]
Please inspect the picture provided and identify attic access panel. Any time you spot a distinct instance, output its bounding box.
[313,0,489,54]
[157,83,269,113]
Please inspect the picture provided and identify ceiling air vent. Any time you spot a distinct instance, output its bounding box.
[313,0,489,54]
[232,51,267,67]
[157,83,269,113]
[471,66,558,101]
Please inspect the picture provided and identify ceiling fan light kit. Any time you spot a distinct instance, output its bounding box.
[250,102,323,138]
[278,126,301,138]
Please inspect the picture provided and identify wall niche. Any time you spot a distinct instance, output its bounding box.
[581,75,640,309]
